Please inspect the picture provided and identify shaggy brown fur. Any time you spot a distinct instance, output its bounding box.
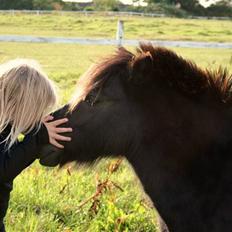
[71,43,232,111]
[42,43,232,232]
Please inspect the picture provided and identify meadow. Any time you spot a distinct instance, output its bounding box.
[0,13,232,42]
[0,13,231,232]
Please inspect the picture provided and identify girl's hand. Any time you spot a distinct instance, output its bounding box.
[43,115,72,149]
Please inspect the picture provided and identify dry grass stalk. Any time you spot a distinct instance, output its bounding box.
[77,158,124,215]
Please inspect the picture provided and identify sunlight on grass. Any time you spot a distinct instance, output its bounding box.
[7,160,158,232]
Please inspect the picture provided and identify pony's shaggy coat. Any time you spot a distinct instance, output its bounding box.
[43,44,232,232]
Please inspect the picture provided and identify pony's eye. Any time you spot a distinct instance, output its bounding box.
[84,88,102,106]
[84,94,96,106]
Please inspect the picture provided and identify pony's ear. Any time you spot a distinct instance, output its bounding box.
[129,51,153,85]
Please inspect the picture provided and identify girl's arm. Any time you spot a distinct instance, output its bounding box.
[0,125,48,182]
[0,118,72,183]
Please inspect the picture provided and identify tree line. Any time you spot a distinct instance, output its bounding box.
[151,0,232,17]
[0,0,63,10]
[0,0,231,17]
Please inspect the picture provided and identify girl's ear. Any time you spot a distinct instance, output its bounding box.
[129,51,153,85]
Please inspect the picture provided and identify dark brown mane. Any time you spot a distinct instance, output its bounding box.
[70,47,133,110]
[71,43,232,110]
[137,43,232,104]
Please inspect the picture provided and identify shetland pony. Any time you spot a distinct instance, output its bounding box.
[41,43,232,232]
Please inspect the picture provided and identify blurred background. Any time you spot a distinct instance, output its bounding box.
[0,0,231,231]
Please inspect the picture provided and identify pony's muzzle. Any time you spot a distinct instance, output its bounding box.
[39,144,62,167]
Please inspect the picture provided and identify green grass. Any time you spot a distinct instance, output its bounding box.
[1,42,231,231]
[7,160,158,232]
[0,13,232,42]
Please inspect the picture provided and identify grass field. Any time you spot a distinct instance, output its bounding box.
[0,13,232,232]
[0,14,232,42]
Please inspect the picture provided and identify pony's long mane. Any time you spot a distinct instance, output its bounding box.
[70,47,133,110]
[137,43,232,104]
[70,43,232,110]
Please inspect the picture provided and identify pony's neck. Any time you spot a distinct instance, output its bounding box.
[127,148,204,231]
[127,123,232,231]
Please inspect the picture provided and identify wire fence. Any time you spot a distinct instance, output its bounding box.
[0,9,231,20]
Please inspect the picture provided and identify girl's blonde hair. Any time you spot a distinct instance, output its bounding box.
[0,59,57,148]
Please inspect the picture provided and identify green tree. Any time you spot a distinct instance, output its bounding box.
[33,0,63,10]
[0,0,64,10]
[206,0,232,17]
[93,0,119,11]
[0,0,33,9]
[178,0,199,11]
[149,0,178,4]
[148,0,200,11]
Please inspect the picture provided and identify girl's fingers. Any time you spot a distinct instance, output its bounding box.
[44,117,72,149]
[53,134,72,142]
[52,118,69,126]
[43,115,54,123]
[55,127,73,133]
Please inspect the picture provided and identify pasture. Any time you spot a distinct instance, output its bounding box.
[0,13,231,232]
[0,14,232,42]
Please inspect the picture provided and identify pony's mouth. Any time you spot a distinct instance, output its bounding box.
[39,144,63,167]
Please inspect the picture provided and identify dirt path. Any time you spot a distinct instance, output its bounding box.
[0,35,231,48]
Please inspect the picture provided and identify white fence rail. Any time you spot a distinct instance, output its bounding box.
[0,10,231,20]
[1,35,232,48]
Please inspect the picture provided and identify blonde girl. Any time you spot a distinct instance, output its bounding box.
[0,59,72,232]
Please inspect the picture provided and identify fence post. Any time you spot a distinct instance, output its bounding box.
[116,20,124,47]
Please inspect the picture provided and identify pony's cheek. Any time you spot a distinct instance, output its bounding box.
[70,108,95,127]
